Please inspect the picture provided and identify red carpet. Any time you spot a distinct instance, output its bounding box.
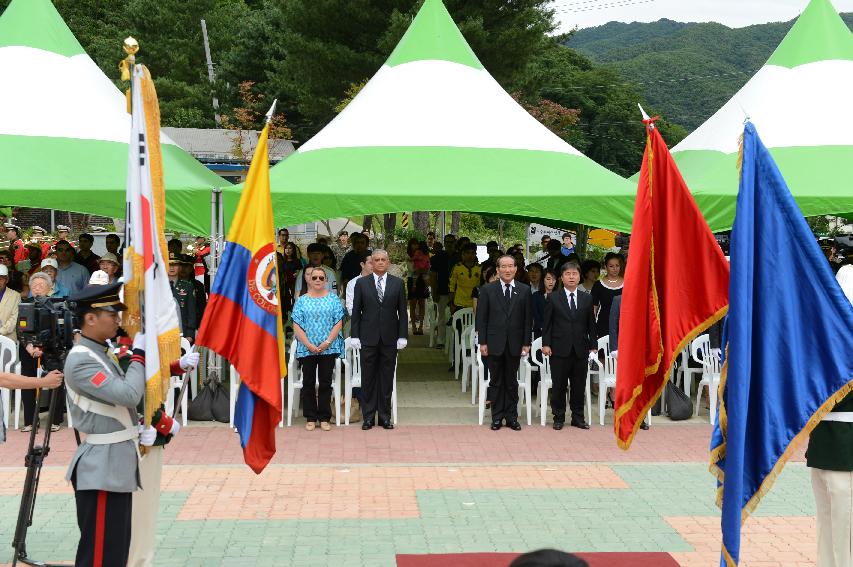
[396,552,681,567]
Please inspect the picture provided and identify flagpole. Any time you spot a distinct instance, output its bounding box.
[120,39,152,445]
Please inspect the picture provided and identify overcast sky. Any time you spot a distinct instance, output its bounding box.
[554,0,853,32]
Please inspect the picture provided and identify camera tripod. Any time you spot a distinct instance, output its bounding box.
[11,384,73,567]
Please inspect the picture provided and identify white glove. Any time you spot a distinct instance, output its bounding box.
[350,338,362,350]
[132,333,145,351]
[588,351,598,363]
[710,348,722,359]
[396,338,408,350]
[138,425,157,447]
[179,350,200,371]
[169,420,181,436]
[611,350,618,360]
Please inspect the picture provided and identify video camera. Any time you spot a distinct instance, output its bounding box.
[17,297,78,372]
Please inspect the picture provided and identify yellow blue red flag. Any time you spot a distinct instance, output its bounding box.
[196,110,285,474]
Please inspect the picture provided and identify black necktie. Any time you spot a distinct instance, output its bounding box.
[570,291,576,312]
[504,283,511,302]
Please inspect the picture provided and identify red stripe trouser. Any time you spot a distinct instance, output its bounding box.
[73,478,133,567]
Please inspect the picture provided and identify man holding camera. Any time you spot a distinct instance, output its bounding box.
[63,282,155,567]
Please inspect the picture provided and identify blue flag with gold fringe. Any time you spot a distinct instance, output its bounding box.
[710,122,853,566]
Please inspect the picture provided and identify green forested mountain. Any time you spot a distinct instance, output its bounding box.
[567,14,853,130]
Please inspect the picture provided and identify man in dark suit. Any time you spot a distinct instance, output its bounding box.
[351,249,408,430]
[542,262,597,430]
[475,255,532,431]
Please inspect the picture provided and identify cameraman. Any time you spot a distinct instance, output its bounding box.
[63,282,148,567]
[19,272,67,432]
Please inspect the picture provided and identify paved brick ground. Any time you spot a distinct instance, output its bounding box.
[0,334,817,566]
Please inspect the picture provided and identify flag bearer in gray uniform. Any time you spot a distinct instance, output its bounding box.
[64,281,156,567]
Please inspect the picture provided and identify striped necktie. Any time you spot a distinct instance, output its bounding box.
[377,276,384,303]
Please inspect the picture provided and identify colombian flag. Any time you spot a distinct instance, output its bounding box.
[197,115,285,474]
[613,117,729,449]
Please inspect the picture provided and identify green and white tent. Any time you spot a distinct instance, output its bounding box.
[671,0,853,230]
[0,0,229,234]
[262,0,636,232]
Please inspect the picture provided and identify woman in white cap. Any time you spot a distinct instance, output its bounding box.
[35,259,70,298]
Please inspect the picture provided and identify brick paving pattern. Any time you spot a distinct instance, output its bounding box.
[0,334,818,566]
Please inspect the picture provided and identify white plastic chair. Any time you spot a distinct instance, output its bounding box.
[459,326,476,395]
[677,348,704,397]
[165,337,195,426]
[691,335,721,424]
[463,329,480,404]
[341,340,397,425]
[517,358,533,426]
[592,336,617,426]
[343,338,362,426]
[0,336,20,430]
[229,364,240,429]
[476,351,489,425]
[531,337,592,426]
[425,297,439,348]
[529,338,552,426]
[476,353,531,426]
[451,308,474,379]
[285,340,342,427]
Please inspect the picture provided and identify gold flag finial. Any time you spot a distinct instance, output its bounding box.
[119,37,139,82]
[123,36,139,56]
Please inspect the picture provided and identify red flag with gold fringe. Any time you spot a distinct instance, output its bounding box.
[614,118,729,449]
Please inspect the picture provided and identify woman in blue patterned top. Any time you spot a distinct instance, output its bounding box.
[291,266,345,431]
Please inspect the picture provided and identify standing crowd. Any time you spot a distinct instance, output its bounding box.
[272,226,635,432]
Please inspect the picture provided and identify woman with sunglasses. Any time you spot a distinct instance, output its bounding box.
[291,266,345,431]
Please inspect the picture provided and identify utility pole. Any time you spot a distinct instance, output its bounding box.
[200,19,221,125]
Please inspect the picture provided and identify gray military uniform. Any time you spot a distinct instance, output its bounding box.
[64,336,146,492]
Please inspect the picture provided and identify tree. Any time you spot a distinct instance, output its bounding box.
[220,81,292,161]
[383,213,397,248]
[413,211,430,236]
[270,0,557,141]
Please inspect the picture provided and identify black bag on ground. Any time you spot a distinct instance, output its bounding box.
[665,380,693,421]
[188,379,215,421]
[651,394,663,416]
[211,379,230,423]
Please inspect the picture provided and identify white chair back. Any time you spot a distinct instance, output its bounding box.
[0,336,18,430]
[450,308,474,376]
[597,336,616,379]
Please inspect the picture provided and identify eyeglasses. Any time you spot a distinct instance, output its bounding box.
[311,276,326,281]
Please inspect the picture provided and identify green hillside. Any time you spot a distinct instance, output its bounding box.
[567,14,853,131]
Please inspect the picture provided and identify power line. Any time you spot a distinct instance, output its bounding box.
[551,0,658,14]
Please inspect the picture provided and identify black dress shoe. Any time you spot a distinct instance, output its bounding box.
[362,421,374,431]
[507,421,522,431]
[380,420,394,430]
[571,419,590,430]
[490,421,502,431]
[640,421,649,430]
[553,421,564,431]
